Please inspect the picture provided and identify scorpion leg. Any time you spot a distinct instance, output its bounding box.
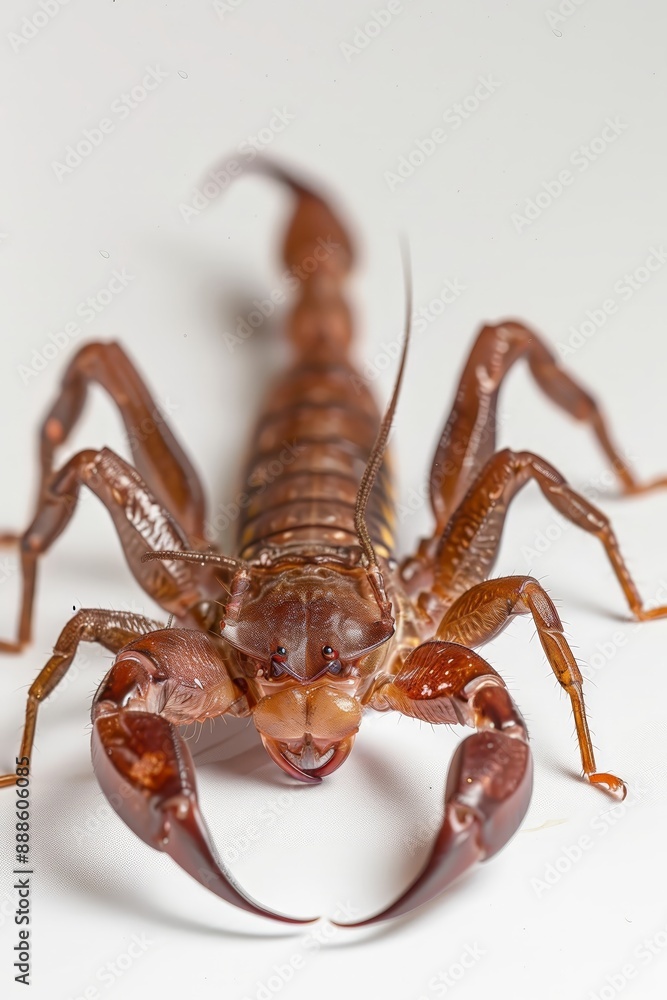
[24,341,206,543]
[406,447,667,622]
[0,609,163,787]
[427,320,665,539]
[92,628,317,924]
[337,641,532,925]
[0,447,217,652]
[437,575,625,797]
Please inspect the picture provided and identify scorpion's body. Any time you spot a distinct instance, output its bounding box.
[2,163,666,926]
[227,189,421,765]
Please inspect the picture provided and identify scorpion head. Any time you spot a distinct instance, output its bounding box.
[219,562,394,781]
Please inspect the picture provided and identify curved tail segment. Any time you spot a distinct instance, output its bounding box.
[215,158,357,360]
[281,173,355,359]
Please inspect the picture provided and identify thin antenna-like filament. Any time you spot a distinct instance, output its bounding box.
[141,550,245,572]
[354,242,413,567]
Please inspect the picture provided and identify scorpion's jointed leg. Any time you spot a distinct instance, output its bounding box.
[428,320,666,536]
[437,575,626,797]
[409,448,667,623]
[338,641,532,925]
[0,447,217,652]
[91,628,317,924]
[0,609,163,788]
[31,341,207,543]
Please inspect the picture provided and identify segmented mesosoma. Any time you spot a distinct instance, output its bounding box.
[2,161,666,926]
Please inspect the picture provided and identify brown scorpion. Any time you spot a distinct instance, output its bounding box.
[2,161,666,926]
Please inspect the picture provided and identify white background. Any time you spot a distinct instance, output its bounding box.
[1,2,667,998]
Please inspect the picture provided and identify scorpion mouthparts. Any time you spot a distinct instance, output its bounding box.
[283,745,336,771]
[260,736,322,784]
[261,735,356,783]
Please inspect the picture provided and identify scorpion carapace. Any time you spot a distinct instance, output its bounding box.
[2,159,667,927]
[217,560,395,782]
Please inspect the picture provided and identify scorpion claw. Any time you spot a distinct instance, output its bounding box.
[157,790,319,924]
[331,803,484,928]
[92,710,318,924]
[333,728,533,927]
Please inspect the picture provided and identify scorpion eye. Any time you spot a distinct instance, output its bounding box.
[275,646,287,658]
[322,646,342,674]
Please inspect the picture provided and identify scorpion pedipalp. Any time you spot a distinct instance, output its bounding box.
[92,713,317,924]
[336,641,533,926]
[91,632,319,924]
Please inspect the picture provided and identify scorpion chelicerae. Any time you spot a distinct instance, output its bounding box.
[2,161,666,926]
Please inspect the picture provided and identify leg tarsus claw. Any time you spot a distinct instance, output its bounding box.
[587,771,627,800]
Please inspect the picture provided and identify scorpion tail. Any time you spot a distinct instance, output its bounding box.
[252,160,356,358]
[208,155,356,358]
[211,156,354,275]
